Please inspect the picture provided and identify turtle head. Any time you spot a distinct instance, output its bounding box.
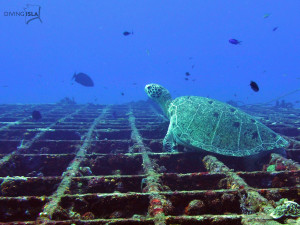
[145,83,172,117]
[145,83,167,99]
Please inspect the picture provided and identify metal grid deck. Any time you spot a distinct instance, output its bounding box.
[0,101,299,225]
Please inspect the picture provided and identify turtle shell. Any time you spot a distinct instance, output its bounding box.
[168,96,288,156]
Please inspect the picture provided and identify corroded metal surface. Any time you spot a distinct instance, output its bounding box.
[0,102,299,224]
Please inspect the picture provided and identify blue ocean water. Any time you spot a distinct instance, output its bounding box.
[0,1,299,105]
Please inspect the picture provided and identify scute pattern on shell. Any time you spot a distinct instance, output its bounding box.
[168,96,288,156]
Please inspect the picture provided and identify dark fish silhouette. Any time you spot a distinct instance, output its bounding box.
[72,73,94,87]
[185,78,189,81]
[32,110,42,120]
[272,26,278,31]
[250,81,259,92]
[185,72,190,76]
[121,92,125,96]
[123,31,133,36]
[229,39,241,45]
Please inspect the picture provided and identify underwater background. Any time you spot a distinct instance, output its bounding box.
[1,1,300,105]
[0,1,300,223]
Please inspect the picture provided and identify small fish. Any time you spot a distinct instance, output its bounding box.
[123,31,133,36]
[1,85,8,88]
[272,26,278,31]
[192,65,195,69]
[250,81,259,92]
[185,72,190,76]
[32,110,42,120]
[188,57,193,60]
[132,83,137,85]
[192,79,196,82]
[264,13,270,19]
[72,72,94,87]
[185,78,189,81]
[229,39,241,45]
[121,92,125,96]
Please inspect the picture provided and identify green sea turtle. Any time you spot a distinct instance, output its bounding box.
[145,83,288,157]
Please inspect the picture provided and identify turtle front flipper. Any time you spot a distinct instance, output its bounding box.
[163,123,176,152]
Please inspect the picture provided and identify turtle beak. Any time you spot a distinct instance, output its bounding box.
[145,84,151,93]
